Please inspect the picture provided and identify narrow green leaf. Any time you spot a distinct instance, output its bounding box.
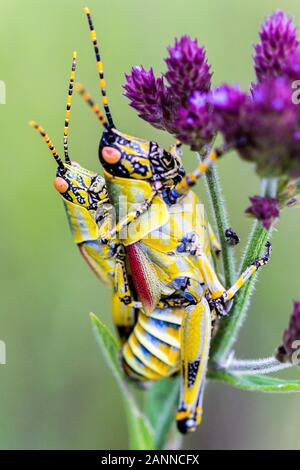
[208,368,300,392]
[145,377,181,450]
[90,313,155,450]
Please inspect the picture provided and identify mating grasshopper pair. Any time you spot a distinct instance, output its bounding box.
[30,7,271,434]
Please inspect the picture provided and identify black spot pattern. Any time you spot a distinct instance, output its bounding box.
[188,360,200,388]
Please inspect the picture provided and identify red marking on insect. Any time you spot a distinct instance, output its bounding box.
[126,244,156,313]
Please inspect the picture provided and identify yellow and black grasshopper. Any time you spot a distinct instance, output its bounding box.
[30,8,272,434]
[30,52,139,342]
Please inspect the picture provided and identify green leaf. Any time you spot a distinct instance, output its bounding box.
[90,313,155,450]
[208,368,300,392]
[145,377,181,450]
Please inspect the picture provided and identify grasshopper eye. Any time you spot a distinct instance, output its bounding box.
[54,177,69,193]
[102,146,121,164]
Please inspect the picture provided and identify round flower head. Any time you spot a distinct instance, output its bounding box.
[175,91,215,150]
[245,77,300,176]
[254,10,300,82]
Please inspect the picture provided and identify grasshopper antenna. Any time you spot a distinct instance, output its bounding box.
[29,121,65,170]
[75,83,108,129]
[84,6,115,128]
[63,51,77,164]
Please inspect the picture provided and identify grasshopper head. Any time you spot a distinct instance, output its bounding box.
[99,128,185,187]
[54,162,108,210]
[29,121,109,211]
[80,8,185,188]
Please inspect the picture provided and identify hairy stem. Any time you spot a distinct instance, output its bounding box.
[201,159,236,287]
[210,178,276,364]
[227,357,292,375]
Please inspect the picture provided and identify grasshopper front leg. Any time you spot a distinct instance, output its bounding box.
[100,192,157,243]
[177,236,272,308]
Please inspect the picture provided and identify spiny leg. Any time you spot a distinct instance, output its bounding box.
[176,237,225,298]
[75,83,108,128]
[102,191,157,242]
[63,51,77,163]
[177,297,211,434]
[167,146,228,204]
[213,241,272,316]
[177,236,272,309]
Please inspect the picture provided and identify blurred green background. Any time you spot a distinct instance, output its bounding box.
[1,0,300,450]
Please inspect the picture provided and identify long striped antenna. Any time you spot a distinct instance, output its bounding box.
[29,120,65,170]
[75,83,108,128]
[84,6,115,128]
[63,51,77,163]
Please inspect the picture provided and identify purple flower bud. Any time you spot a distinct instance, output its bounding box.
[124,36,212,138]
[254,10,300,82]
[245,196,280,229]
[123,66,167,130]
[175,91,215,150]
[165,36,212,104]
[277,301,300,364]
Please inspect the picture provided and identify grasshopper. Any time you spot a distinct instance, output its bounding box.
[31,9,272,434]
[30,52,140,342]
[75,7,272,433]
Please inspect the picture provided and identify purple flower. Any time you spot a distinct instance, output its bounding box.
[123,66,167,130]
[213,77,300,177]
[165,36,211,104]
[210,84,250,147]
[277,301,300,364]
[245,196,280,229]
[123,36,212,139]
[254,10,299,82]
[247,78,300,176]
[175,91,215,150]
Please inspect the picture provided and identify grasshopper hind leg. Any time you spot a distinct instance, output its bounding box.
[176,297,211,434]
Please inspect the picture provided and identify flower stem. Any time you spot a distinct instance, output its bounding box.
[227,357,292,375]
[210,177,276,365]
[210,221,270,363]
[202,160,236,287]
